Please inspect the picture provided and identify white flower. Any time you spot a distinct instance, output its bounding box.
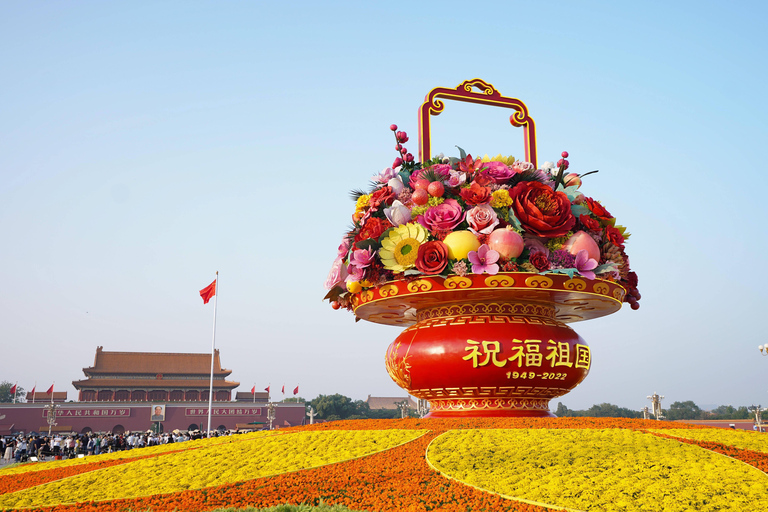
[387,175,404,195]
[383,200,411,226]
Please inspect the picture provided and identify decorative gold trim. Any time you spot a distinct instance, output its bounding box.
[525,275,553,288]
[485,275,515,287]
[613,288,625,301]
[427,397,551,411]
[563,278,587,291]
[444,276,472,289]
[593,282,610,295]
[379,284,399,298]
[407,279,433,292]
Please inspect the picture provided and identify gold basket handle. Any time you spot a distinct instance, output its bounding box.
[418,79,537,168]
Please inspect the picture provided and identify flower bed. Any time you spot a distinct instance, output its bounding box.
[426,428,768,512]
[1,419,766,512]
[0,430,424,510]
[651,428,768,454]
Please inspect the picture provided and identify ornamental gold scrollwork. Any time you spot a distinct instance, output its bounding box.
[525,275,553,288]
[361,290,374,302]
[563,278,587,291]
[444,276,472,289]
[485,275,515,287]
[593,282,610,295]
[613,288,626,301]
[385,341,412,389]
[407,279,433,292]
[379,284,399,298]
[459,78,495,95]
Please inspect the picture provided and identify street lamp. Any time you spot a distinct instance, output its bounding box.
[647,392,664,420]
[44,403,59,436]
[749,405,764,432]
[417,398,429,418]
[641,406,650,420]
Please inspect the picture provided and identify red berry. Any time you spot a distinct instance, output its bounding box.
[412,189,429,205]
[390,124,398,131]
[330,301,341,310]
[427,181,445,197]
[561,151,569,158]
[630,302,640,310]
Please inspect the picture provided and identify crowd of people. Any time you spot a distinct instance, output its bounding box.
[1,429,238,465]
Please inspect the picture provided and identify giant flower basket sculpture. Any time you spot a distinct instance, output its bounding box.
[325,79,641,417]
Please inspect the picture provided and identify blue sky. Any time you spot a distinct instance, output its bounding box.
[1,1,766,411]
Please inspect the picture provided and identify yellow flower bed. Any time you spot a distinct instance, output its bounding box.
[0,430,278,476]
[0,429,425,509]
[427,429,768,512]
[652,428,768,454]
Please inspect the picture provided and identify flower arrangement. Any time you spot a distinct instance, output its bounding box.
[325,125,641,312]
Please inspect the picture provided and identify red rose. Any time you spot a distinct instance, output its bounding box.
[459,182,491,205]
[579,214,601,232]
[584,197,613,221]
[605,225,625,247]
[509,181,576,237]
[415,240,449,275]
[369,186,396,210]
[529,251,550,271]
[473,172,494,187]
[355,217,392,242]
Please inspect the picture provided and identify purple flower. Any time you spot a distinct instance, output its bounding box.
[468,244,500,275]
[417,198,465,233]
[574,249,598,280]
[549,249,576,269]
[350,247,376,269]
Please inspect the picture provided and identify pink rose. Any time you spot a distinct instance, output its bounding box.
[350,247,376,268]
[481,161,515,184]
[466,204,499,235]
[417,198,465,233]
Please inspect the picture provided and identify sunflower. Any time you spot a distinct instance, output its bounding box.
[379,223,429,273]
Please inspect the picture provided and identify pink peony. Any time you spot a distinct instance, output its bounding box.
[466,204,500,235]
[574,249,598,280]
[384,200,412,226]
[481,161,515,183]
[417,198,465,233]
[513,161,535,173]
[446,170,467,188]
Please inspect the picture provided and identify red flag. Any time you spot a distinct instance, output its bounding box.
[293,385,299,395]
[281,384,285,394]
[264,385,270,394]
[46,384,54,395]
[9,384,16,395]
[30,386,35,396]
[199,279,217,304]
[250,386,255,394]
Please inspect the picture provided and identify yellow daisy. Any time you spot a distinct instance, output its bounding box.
[379,222,429,272]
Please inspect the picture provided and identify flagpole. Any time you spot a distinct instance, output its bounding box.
[206,271,219,438]
[50,382,55,404]
[12,382,17,404]
[32,381,36,404]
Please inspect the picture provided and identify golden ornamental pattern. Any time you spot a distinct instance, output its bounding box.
[563,278,587,291]
[525,275,553,288]
[407,279,433,292]
[484,275,515,287]
[444,276,472,289]
[379,284,399,298]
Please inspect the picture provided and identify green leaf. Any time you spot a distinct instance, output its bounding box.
[544,268,578,279]
[403,269,423,276]
[594,262,618,274]
[562,185,582,202]
[507,210,523,231]
[354,239,381,251]
[378,227,396,243]
[571,204,590,218]
[456,146,467,160]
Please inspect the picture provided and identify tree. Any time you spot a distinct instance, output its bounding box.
[666,401,702,420]
[554,402,572,417]
[282,397,306,403]
[308,394,360,420]
[0,381,24,403]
